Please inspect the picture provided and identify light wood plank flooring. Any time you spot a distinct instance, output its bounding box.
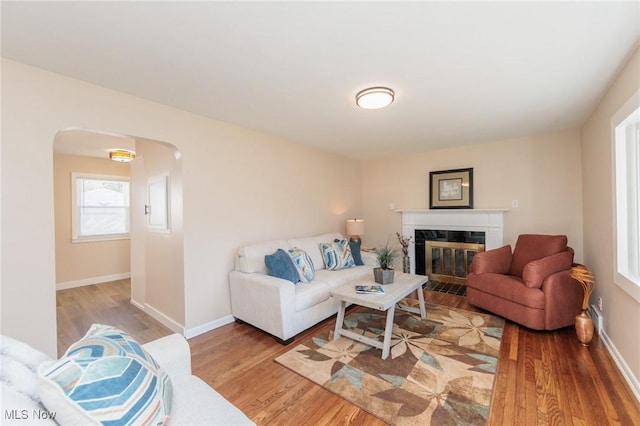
[57,280,640,425]
[56,279,172,357]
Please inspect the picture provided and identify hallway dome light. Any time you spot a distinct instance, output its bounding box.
[109,149,136,162]
[356,87,395,109]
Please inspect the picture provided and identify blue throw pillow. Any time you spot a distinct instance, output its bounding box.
[348,240,364,266]
[265,249,300,284]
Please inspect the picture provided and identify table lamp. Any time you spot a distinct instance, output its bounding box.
[346,219,365,244]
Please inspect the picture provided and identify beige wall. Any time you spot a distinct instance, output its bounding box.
[361,129,584,261]
[0,59,363,356]
[53,153,131,286]
[130,138,185,328]
[581,46,640,385]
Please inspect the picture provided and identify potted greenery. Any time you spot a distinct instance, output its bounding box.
[374,243,399,284]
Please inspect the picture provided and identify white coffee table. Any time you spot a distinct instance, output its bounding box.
[330,272,428,360]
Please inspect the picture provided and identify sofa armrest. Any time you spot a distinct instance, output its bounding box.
[143,334,192,378]
[522,250,573,289]
[229,271,296,341]
[470,245,512,274]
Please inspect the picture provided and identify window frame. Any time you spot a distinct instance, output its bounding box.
[611,89,640,303]
[71,172,131,243]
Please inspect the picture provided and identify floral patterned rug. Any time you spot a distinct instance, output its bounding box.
[275,300,504,425]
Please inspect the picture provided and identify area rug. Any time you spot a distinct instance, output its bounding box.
[275,300,504,425]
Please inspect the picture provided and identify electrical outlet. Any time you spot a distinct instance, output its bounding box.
[389,203,395,210]
[511,200,519,208]
[598,297,603,311]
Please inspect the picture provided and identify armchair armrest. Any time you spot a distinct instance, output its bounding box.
[470,245,512,274]
[542,269,584,329]
[522,250,573,289]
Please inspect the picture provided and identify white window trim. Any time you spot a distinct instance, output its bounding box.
[71,172,131,243]
[611,89,640,303]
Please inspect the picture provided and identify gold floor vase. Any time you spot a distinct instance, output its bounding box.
[575,310,594,346]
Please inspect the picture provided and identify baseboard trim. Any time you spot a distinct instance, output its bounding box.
[600,327,640,402]
[129,299,184,335]
[57,273,131,290]
[185,315,235,339]
[129,298,234,339]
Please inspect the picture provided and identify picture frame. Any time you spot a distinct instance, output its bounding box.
[429,168,474,209]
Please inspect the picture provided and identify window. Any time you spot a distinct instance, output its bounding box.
[72,173,130,242]
[613,90,640,302]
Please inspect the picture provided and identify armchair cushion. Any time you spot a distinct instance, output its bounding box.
[470,244,512,275]
[522,250,574,289]
[509,234,568,277]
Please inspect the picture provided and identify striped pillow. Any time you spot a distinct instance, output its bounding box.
[287,248,315,282]
[320,239,356,270]
[38,324,172,426]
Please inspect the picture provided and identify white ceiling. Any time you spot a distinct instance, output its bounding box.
[2,1,639,160]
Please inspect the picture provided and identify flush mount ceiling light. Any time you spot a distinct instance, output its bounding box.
[355,87,395,109]
[109,149,136,162]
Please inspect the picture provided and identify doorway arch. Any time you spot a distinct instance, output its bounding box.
[53,128,185,353]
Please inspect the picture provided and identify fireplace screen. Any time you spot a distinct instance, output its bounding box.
[426,241,485,285]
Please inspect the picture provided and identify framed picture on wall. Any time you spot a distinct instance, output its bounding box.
[429,168,473,209]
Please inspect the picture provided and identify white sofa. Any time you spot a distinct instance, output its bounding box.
[229,232,377,343]
[0,333,254,426]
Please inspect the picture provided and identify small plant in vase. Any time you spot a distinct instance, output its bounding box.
[374,243,399,284]
[396,232,413,273]
[571,264,596,346]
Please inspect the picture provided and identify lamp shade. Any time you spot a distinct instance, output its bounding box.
[346,219,365,237]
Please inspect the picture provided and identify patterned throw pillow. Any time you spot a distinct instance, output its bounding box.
[38,324,172,426]
[320,239,356,270]
[287,248,315,282]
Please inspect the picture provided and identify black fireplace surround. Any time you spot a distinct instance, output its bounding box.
[414,230,486,276]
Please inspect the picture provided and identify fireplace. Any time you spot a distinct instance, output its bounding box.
[415,230,485,283]
[399,209,505,277]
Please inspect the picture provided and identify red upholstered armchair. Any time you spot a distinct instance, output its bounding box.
[466,234,583,330]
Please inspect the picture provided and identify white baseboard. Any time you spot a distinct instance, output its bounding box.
[185,315,235,339]
[599,327,640,402]
[129,299,184,335]
[56,273,131,290]
[129,299,233,339]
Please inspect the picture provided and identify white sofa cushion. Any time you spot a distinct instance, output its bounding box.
[313,266,375,289]
[0,335,56,425]
[294,282,331,312]
[236,239,292,274]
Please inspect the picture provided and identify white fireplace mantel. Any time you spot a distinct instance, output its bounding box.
[398,209,506,274]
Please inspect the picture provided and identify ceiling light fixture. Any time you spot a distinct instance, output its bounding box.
[109,149,136,163]
[356,87,395,109]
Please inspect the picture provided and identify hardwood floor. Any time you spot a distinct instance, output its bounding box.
[57,281,640,425]
[56,279,172,357]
